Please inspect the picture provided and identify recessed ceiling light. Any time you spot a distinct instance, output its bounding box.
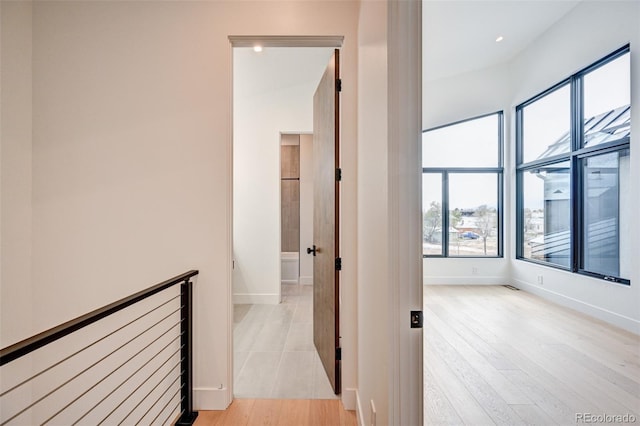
[495,36,504,43]
[253,45,263,53]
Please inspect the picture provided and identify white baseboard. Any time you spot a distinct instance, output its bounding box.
[513,279,640,335]
[355,390,365,426]
[281,279,299,286]
[424,276,505,285]
[299,276,313,285]
[194,386,230,410]
[342,387,357,411]
[232,293,280,304]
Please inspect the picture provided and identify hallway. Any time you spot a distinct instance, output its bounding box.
[233,284,337,399]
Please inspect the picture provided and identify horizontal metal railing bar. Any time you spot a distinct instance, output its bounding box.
[126,370,184,426]
[73,343,182,426]
[115,357,183,426]
[0,294,181,399]
[43,328,183,426]
[150,386,184,426]
[166,399,184,426]
[84,342,182,421]
[134,374,184,426]
[0,270,199,366]
[103,365,180,426]
[1,310,181,426]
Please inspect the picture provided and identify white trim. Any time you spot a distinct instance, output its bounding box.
[299,276,314,285]
[355,390,366,426]
[229,34,350,412]
[387,1,423,425]
[232,293,280,305]
[424,276,506,285]
[513,279,640,335]
[342,387,357,411]
[194,386,230,410]
[229,35,344,48]
[227,39,235,410]
[280,130,313,135]
[280,279,299,286]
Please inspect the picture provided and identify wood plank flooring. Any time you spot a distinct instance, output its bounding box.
[212,285,639,425]
[425,285,640,425]
[194,399,356,426]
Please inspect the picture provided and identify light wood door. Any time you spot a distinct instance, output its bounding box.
[312,49,340,394]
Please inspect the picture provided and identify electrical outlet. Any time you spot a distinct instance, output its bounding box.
[472,266,478,275]
[537,275,543,285]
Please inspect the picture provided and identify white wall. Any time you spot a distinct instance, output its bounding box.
[357,1,389,424]
[299,133,314,285]
[422,1,640,334]
[357,2,424,424]
[0,0,33,348]
[1,0,360,410]
[1,2,35,421]
[233,48,331,304]
[423,62,511,130]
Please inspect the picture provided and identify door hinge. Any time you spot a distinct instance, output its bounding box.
[411,311,423,328]
[335,168,342,182]
[335,257,342,271]
[336,78,342,92]
[336,347,342,361]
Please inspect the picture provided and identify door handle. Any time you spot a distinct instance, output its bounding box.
[306,245,317,256]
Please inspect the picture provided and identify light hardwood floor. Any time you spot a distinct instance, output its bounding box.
[194,399,356,426]
[424,285,640,426]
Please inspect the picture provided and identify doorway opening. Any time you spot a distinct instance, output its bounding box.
[231,40,341,400]
[280,132,314,290]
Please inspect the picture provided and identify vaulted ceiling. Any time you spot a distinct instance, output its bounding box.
[234,2,583,97]
[423,0,581,81]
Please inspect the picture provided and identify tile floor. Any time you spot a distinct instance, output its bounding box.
[233,284,338,399]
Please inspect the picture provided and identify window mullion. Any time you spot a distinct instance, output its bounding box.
[443,171,449,257]
[571,75,583,273]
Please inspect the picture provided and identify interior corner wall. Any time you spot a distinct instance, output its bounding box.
[508,0,640,334]
[22,0,359,410]
[357,0,389,425]
[422,1,639,333]
[422,63,512,285]
[1,0,33,347]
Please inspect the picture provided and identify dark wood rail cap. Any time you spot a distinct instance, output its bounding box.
[0,270,199,366]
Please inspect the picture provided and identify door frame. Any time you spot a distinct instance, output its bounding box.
[227,35,343,404]
[387,2,423,424]
[227,15,424,422]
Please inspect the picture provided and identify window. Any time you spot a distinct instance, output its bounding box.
[516,46,630,284]
[422,112,503,257]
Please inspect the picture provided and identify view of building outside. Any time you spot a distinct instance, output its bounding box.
[518,50,630,280]
[422,113,502,257]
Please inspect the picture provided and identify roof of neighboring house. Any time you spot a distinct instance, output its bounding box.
[531,105,630,201]
[530,218,617,257]
[536,105,630,160]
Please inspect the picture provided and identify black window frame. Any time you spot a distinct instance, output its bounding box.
[422,111,504,258]
[516,45,631,285]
